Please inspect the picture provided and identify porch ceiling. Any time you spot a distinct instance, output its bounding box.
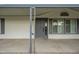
[0,8,79,16]
[36,8,79,18]
[0,8,30,16]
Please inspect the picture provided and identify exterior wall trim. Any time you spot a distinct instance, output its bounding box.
[0,4,79,7]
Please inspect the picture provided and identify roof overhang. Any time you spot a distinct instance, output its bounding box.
[0,4,79,7]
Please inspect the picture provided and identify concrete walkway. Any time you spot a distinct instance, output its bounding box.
[0,39,79,54]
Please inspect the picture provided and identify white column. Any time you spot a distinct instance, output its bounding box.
[29,7,32,53]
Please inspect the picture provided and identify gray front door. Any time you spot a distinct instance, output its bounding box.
[35,18,48,39]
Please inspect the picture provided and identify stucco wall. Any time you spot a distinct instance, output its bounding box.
[48,34,79,39]
[0,16,35,39]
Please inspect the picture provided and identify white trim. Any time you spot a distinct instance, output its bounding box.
[34,7,36,39]
[76,18,77,33]
[70,19,72,33]
[48,18,49,35]
[0,4,79,7]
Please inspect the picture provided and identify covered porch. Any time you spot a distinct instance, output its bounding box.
[0,7,79,39]
[0,4,79,53]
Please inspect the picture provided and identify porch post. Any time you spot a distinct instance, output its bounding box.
[33,7,36,53]
[29,7,32,53]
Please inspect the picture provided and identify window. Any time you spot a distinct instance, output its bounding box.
[71,19,76,33]
[49,18,77,34]
[52,20,58,33]
[60,12,69,16]
[65,20,70,33]
[58,19,64,34]
[0,18,5,34]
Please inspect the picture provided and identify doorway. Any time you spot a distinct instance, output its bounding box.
[35,18,48,39]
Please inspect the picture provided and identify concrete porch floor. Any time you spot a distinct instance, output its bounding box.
[35,39,79,54]
[0,39,79,54]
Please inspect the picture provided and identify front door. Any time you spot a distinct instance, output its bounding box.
[35,18,48,39]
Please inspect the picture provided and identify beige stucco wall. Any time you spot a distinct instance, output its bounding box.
[0,16,35,39]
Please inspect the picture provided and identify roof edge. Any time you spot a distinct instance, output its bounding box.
[0,4,79,7]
